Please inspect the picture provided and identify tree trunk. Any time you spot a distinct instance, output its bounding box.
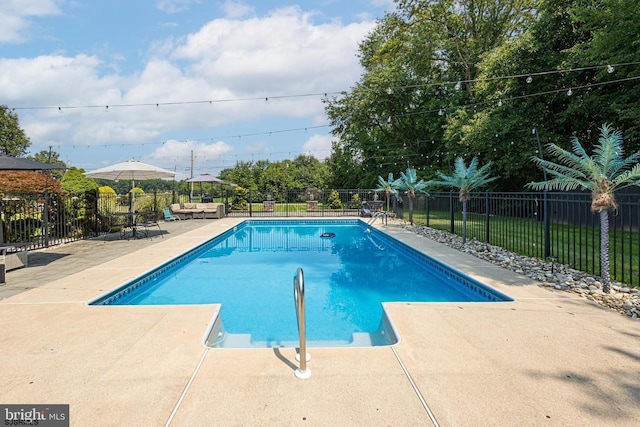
[408,196,414,224]
[462,200,468,244]
[600,210,611,293]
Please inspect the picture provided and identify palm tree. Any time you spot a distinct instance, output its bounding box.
[428,157,497,244]
[527,124,640,293]
[374,172,401,213]
[396,168,429,224]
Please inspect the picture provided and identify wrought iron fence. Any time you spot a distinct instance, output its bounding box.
[402,191,640,287]
[2,188,638,287]
[1,190,96,251]
[225,189,373,217]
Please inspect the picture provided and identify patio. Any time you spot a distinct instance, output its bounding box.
[0,218,638,426]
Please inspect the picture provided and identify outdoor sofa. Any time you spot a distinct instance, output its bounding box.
[169,202,225,220]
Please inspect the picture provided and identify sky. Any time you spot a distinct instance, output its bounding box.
[0,0,394,179]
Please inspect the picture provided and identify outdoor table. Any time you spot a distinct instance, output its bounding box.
[108,212,156,239]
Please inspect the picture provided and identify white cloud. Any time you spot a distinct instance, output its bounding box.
[155,0,202,14]
[147,139,234,167]
[0,0,62,43]
[302,134,333,160]
[170,7,372,95]
[2,6,374,170]
[220,1,254,19]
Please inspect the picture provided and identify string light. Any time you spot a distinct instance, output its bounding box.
[10,62,638,113]
[19,62,640,169]
[526,76,533,84]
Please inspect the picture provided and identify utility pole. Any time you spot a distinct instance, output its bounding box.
[189,150,194,202]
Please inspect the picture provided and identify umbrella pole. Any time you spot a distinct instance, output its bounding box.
[130,180,136,237]
[131,180,136,215]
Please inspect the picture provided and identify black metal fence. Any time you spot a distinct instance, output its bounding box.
[399,191,640,287]
[2,188,638,287]
[1,191,97,251]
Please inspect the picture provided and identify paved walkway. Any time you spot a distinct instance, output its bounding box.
[1,218,638,426]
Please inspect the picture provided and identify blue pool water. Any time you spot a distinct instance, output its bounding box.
[91,220,512,348]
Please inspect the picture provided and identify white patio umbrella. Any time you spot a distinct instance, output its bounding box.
[84,160,176,213]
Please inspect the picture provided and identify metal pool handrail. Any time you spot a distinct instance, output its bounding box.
[293,267,311,379]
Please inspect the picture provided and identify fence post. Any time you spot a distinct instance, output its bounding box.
[544,190,551,258]
[425,195,430,227]
[485,190,490,243]
[94,190,100,238]
[43,190,50,247]
[249,189,253,217]
[153,190,158,216]
[449,190,455,234]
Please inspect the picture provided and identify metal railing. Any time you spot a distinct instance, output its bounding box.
[3,187,638,287]
[403,191,640,287]
[293,267,310,379]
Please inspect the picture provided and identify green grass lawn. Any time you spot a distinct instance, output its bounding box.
[412,210,639,286]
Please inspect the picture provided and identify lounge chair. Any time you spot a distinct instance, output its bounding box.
[163,208,181,221]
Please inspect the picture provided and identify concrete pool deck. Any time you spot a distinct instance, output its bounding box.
[1,218,638,426]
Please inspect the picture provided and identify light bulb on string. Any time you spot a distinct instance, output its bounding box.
[455,81,462,90]
[526,76,533,84]
[567,88,573,96]
[497,100,503,107]
[607,65,615,74]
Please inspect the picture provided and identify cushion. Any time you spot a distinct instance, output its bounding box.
[183,203,197,209]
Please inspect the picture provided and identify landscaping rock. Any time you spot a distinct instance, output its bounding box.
[402,224,640,319]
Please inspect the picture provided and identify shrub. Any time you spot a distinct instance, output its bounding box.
[231,186,249,210]
[327,190,343,209]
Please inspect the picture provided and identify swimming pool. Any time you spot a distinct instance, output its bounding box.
[90,219,513,348]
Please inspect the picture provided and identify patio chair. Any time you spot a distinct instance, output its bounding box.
[163,208,181,221]
[139,215,163,239]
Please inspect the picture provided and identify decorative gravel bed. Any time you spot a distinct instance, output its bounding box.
[402,224,640,319]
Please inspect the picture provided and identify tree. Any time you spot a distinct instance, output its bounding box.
[28,149,67,180]
[219,161,259,190]
[375,172,402,213]
[325,1,538,189]
[258,160,298,202]
[61,167,99,194]
[0,105,31,156]
[0,171,63,194]
[527,124,640,293]
[396,168,429,224]
[290,154,330,190]
[428,157,497,243]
